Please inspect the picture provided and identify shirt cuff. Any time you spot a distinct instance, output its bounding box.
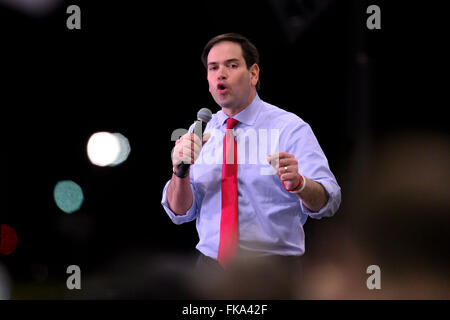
[299,179,341,219]
[161,179,197,225]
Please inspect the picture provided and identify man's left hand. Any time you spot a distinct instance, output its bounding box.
[267,152,301,190]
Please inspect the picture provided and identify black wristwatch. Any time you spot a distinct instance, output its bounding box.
[173,166,189,178]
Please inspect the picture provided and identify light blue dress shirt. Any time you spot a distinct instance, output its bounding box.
[161,94,341,259]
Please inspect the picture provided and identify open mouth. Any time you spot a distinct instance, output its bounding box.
[217,83,228,93]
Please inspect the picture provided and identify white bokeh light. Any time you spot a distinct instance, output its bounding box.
[87,132,131,167]
[87,132,121,167]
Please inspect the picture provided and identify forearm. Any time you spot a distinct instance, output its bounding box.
[167,171,194,215]
[297,177,329,213]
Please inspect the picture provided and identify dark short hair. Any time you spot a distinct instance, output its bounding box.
[201,33,261,90]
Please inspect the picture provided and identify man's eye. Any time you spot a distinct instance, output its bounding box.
[230,64,238,68]
[209,66,218,71]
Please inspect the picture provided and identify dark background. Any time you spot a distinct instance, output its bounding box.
[1,0,448,299]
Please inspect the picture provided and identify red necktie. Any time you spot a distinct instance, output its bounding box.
[218,117,239,268]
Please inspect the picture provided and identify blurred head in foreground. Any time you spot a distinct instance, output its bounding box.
[300,131,450,299]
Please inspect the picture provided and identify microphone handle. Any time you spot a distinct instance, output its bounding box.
[175,120,207,178]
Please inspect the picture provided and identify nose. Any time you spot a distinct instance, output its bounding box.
[217,65,228,80]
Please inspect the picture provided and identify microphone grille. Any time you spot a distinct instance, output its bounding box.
[197,108,212,123]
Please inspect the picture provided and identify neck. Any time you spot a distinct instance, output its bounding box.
[222,90,256,117]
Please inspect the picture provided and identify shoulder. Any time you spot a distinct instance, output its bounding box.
[258,99,309,131]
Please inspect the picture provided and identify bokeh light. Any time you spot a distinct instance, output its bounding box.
[87,132,130,167]
[110,133,131,166]
[0,0,62,16]
[87,132,120,167]
[53,180,84,214]
[0,224,18,255]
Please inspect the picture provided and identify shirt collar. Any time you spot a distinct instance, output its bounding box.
[217,93,262,127]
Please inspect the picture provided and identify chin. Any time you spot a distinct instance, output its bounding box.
[214,96,234,109]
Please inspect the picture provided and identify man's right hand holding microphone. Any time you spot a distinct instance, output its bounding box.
[172,132,211,178]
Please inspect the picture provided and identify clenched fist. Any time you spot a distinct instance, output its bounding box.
[267,152,301,190]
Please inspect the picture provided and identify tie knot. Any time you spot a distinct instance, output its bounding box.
[226,118,238,129]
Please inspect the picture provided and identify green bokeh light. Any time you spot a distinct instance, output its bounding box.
[53,180,84,214]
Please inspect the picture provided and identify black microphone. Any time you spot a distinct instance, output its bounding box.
[175,108,212,178]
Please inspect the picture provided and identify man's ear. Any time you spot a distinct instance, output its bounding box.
[249,63,260,87]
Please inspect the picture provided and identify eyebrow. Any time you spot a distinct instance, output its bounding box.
[207,58,241,66]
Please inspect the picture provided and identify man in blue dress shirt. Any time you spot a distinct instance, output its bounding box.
[162,33,341,276]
